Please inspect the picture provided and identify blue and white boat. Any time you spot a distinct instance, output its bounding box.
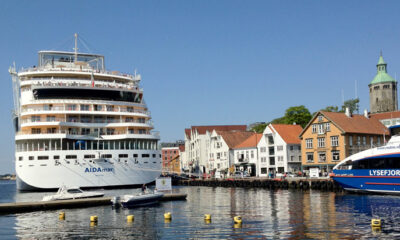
[120,191,164,208]
[332,126,400,194]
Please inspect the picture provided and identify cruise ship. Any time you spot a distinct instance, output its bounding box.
[9,35,161,190]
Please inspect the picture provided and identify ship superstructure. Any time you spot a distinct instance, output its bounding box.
[9,35,161,190]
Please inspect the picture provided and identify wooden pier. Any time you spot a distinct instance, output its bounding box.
[0,193,187,214]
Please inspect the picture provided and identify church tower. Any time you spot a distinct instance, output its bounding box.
[369,53,398,114]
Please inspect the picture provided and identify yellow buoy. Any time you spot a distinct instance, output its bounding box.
[234,222,242,228]
[59,212,65,220]
[371,219,382,227]
[204,214,211,221]
[164,219,171,224]
[372,226,382,235]
[127,215,134,222]
[90,215,98,223]
[164,212,172,220]
[233,216,242,224]
[90,221,97,227]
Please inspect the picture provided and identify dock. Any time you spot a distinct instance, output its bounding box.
[177,178,343,191]
[0,193,187,214]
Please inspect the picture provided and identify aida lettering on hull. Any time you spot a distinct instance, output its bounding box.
[84,167,114,173]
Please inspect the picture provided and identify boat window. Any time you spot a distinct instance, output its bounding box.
[66,155,77,159]
[38,156,49,160]
[101,154,112,158]
[352,157,400,169]
[53,155,60,159]
[84,155,95,159]
[29,156,34,160]
[67,189,83,193]
[119,154,128,158]
[133,154,138,158]
[142,154,150,158]
[152,154,156,158]
[18,156,23,161]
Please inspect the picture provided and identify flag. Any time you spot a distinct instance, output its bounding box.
[91,72,95,87]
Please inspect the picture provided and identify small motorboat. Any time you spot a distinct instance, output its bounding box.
[120,190,164,208]
[42,185,104,201]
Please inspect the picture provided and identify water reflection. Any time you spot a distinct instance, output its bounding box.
[2,183,400,239]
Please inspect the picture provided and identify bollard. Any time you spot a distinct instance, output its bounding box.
[204,214,211,221]
[59,212,65,220]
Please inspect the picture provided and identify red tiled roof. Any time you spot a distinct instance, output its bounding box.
[370,111,400,121]
[184,128,191,139]
[321,111,389,135]
[217,131,254,149]
[234,133,263,149]
[271,124,303,144]
[192,125,247,135]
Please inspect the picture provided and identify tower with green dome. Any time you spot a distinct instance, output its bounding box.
[369,53,398,114]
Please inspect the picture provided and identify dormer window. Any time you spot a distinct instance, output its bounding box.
[318,116,323,122]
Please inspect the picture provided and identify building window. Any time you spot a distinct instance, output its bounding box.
[306,139,313,149]
[318,152,326,162]
[260,147,266,152]
[357,136,361,146]
[217,153,220,159]
[267,135,274,144]
[318,116,323,122]
[377,137,381,145]
[251,151,254,158]
[317,138,325,148]
[330,136,339,147]
[362,136,366,145]
[261,168,267,174]
[277,146,283,151]
[269,157,275,165]
[306,152,314,162]
[46,116,56,122]
[325,122,330,132]
[318,124,325,134]
[370,137,374,146]
[332,150,340,161]
[312,124,317,133]
[349,136,353,146]
[261,157,266,163]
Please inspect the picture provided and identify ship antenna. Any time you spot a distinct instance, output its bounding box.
[74,33,78,62]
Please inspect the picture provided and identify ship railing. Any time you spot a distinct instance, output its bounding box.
[16,129,155,136]
[22,79,142,92]
[21,106,150,115]
[19,66,140,81]
[20,118,153,126]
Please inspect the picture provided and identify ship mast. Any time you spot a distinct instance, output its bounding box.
[74,33,78,63]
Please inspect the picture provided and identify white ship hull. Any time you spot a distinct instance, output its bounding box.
[16,149,161,190]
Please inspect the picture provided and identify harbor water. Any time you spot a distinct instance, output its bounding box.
[1,181,400,239]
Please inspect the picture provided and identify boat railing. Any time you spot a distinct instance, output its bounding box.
[20,118,153,126]
[21,106,150,115]
[16,129,157,137]
[19,66,140,81]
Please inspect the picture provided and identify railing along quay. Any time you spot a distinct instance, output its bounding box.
[176,178,344,192]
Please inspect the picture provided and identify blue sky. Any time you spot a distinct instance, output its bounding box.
[0,1,400,173]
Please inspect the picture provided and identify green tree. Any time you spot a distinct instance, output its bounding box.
[282,105,312,128]
[341,98,360,114]
[251,123,267,133]
[321,105,342,112]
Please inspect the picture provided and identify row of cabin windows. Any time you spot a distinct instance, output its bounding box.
[30,115,146,123]
[349,158,400,169]
[19,154,159,161]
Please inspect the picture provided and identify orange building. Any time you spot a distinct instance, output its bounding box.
[299,111,388,175]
